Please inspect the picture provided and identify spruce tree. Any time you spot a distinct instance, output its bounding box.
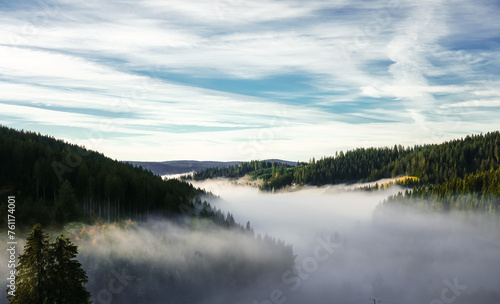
[47,236,90,304]
[8,223,50,304]
[55,180,79,223]
[8,224,90,304]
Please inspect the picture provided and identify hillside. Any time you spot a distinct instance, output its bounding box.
[0,126,298,304]
[0,126,207,228]
[382,166,500,213]
[127,159,296,176]
[186,132,500,194]
[125,160,241,175]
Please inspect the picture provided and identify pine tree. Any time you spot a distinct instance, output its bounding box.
[8,224,90,304]
[55,180,79,223]
[8,223,50,304]
[47,236,90,304]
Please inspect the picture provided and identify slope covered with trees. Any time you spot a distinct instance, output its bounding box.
[186,132,500,193]
[0,126,205,228]
[75,219,295,304]
[181,132,500,213]
[1,126,297,303]
[181,160,297,181]
[295,132,500,186]
[383,166,500,213]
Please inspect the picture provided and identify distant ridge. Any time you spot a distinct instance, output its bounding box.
[125,159,296,175]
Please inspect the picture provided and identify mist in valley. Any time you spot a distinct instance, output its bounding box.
[192,179,500,304]
[2,180,500,304]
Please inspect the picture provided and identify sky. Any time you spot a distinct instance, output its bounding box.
[1,0,500,161]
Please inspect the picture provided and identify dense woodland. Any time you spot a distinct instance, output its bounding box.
[3,125,500,222]
[78,219,295,304]
[181,160,296,181]
[383,166,500,213]
[0,126,206,228]
[186,132,500,212]
[0,125,293,250]
[1,126,296,303]
[297,132,500,186]
[184,132,500,188]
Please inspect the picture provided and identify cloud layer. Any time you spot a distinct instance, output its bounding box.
[193,181,500,304]
[1,0,500,160]
[1,181,499,303]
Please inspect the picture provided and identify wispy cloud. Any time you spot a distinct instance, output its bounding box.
[1,0,499,160]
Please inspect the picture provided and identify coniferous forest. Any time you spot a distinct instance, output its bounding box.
[0,125,207,228]
[2,125,500,230]
[3,1,500,303]
[185,131,500,213]
[5,124,492,221]
[0,125,295,304]
[2,126,500,304]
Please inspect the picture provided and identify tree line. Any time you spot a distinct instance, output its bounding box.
[186,132,500,194]
[1,125,296,303]
[181,160,295,181]
[0,126,205,228]
[288,132,500,189]
[383,166,500,214]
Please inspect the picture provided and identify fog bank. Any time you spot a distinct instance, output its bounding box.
[2,180,499,304]
[192,180,500,304]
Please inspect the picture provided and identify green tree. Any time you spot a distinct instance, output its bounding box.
[55,180,79,223]
[47,236,90,304]
[8,224,50,304]
[8,224,90,304]
[495,145,500,163]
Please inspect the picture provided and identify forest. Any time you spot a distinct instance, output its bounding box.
[181,160,298,181]
[382,166,500,213]
[184,132,500,212]
[189,132,500,189]
[2,126,500,304]
[0,126,296,304]
[0,126,224,228]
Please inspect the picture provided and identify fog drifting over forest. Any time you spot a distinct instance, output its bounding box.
[191,179,400,255]
[2,180,500,304]
[191,180,500,304]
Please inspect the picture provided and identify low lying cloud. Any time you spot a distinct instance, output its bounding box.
[193,180,500,304]
[2,181,499,304]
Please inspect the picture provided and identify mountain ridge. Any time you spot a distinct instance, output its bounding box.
[125,159,296,175]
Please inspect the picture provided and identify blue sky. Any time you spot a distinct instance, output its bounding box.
[1,0,499,161]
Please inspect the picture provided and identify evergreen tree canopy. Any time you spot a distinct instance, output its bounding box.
[47,236,90,304]
[0,126,205,227]
[186,131,500,194]
[8,224,50,304]
[7,224,90,304]
[55,180,79,223]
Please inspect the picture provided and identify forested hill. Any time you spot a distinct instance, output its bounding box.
[182,160,298,181]
[185,132,500,192]
[382,166,500,213]
[294,131,500,185]
[0,126,206,228]
[0,126,298,304]
[129,159,297,176]
[125,160,242,176]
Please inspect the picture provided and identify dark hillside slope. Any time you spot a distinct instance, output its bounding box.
[0,126,204,228]
[127,159,296,176]
[125,160,241,175]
